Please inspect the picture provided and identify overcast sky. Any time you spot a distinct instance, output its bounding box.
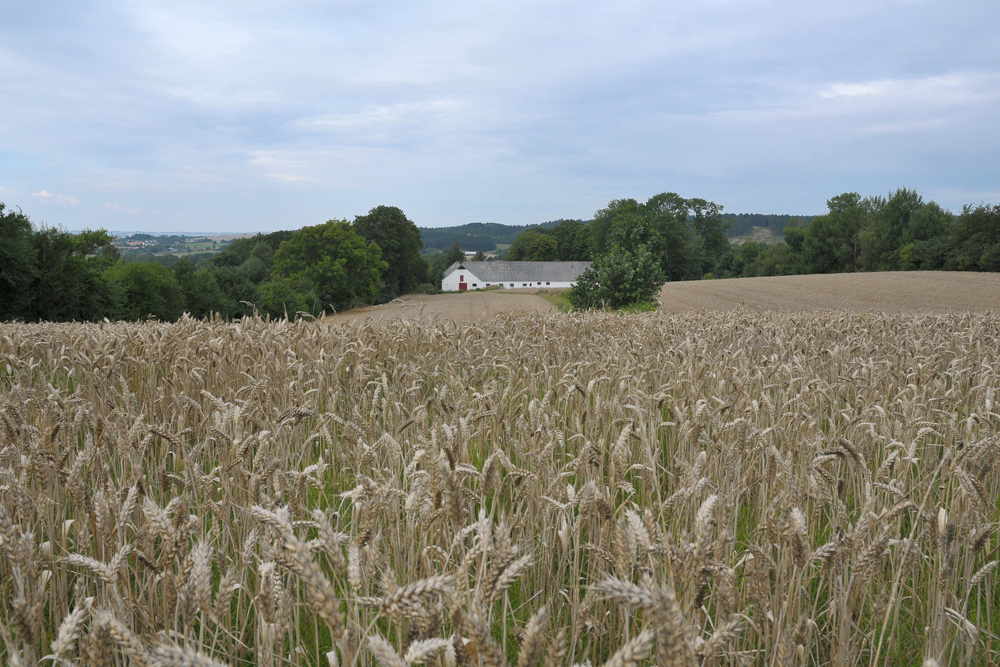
[1,1,998,232]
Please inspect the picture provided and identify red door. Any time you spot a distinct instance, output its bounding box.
[459,283,468,291]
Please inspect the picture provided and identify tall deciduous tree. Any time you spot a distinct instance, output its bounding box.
[353,205,424,301]
[552,219,591,261]
[272,219,387,312]
[952,203,1000,271]
[0,202,37,320]
[445,241,465,266]
[589,199,640,255]
[507,228,559,260]
[29,226,119,322]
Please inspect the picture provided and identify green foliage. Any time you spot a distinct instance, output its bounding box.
[570,213,664,310]
[170,259,230,319]
[507,220,591,261]
[2,190,996,324]
[29,225,120,322]
[258,278,320,319]
[767,190,997,277]
[418,220,577,252]
[445,241,465,266]
[106,261,185,321]
[643,193,702,281]
[725,240,766,278]
[574,192,734,308]
[507,228,559,260]
[272,219,387,313]
[589,198,639,256]
[209,231,294,268]
[951,203,1000,271]
[688,198,731,264]
[588,193,731,281]
[353,205,425,300]
[422,251,451,288]
[551,219,591,260]
[0,203,37,320]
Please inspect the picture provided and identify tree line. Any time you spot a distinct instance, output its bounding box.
[2,188,996,321]
[724,190,999,279]
[0,204,433,322]
[547,189,998,309]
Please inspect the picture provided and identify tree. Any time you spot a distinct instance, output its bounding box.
[106,261,185,321]
[570,215,664,309]
[0,202,37,320]
[589,193,730,280]
[589,199,640,255]
[687,198,732,275]
[29,226,119,322]
[551,219,591,261]
[353,205,424,301]
[171,258,231,318]
[641,194,699,281]
[508,228,559,260]
[272,219,387,312]
[870,188,924,270]
[569,244,663,309]
[445,241,465,266]
[951,203,1000,271]
[473,250,488,261]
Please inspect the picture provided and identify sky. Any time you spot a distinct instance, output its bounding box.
[1,1,998,233]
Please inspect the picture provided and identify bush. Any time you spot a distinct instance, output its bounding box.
[569,244,663,310]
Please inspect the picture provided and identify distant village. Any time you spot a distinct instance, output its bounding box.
[112,233,249,255]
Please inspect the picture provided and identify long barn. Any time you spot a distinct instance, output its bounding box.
[441,261,592,291]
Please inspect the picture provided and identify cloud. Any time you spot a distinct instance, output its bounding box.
[105,202,140,214]
[2,1,998,229]
[818,83,881,98]
[31,190,79,206]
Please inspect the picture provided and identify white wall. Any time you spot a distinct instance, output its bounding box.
[441,271,578,291]
[441,268,485,291]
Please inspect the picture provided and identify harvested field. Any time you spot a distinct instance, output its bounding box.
[1,310,998,666]
[334,273,998,325]
[658,271,1000,313]
[330,291,556,323]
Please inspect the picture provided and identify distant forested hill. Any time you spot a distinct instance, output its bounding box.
[724,214,818,237]
[418,220,579,251]
[420,215,817,249]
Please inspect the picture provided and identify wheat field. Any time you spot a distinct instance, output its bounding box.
[0,310,997,667]
[656,272,1000,314]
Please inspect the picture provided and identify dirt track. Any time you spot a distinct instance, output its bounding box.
[657,271,1000,313]
[327,291,556,323]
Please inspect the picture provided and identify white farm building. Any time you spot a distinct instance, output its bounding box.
[441,261,592,291]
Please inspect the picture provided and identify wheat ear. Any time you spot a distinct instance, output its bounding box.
[600,629,655,667]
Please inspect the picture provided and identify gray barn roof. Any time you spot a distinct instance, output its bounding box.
[444,261,592,283]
